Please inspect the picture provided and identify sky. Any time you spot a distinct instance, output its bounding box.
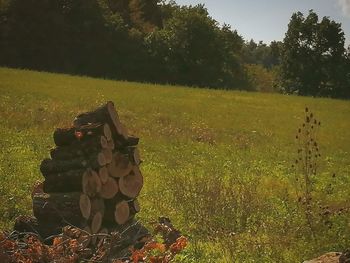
[175,0,350,46]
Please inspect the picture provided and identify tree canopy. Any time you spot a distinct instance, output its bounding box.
[280,10,349,98]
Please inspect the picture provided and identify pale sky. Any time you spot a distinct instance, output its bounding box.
[175,0,350,46]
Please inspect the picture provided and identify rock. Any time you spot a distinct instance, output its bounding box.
[303,252,342,263]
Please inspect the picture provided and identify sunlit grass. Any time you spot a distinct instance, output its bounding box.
[0,67,349,262]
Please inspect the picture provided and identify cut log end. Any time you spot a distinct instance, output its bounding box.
[102,148,113,164]
[119,166,143,198]
[99,166,109,184]
[79,194,91,220]
[91,212,103,234]
[104,123,112,141]
[115,201,130,225]
[100,177,119,199]
[83,169,102,197]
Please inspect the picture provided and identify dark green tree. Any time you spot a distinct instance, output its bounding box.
[280,10,349,98]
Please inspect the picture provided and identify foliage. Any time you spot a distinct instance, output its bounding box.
[0,0,250,90]
[244,64,278,92]
[145,4,246,89]
[0,220,187,262]
[280,10,350,98]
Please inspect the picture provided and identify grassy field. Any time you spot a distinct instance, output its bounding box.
[0,67,349,262]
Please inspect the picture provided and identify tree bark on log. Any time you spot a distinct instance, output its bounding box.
[50,136,108,160]
[53,123,112,147]
[32,192,85,226]
[40,153,106,175]
[43,169,85,193]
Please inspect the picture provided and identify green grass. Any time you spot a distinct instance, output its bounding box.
[0,67,349,262]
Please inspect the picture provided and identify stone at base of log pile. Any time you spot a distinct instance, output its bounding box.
[304,253,340,263]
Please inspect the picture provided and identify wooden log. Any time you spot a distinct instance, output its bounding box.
[91,212,102,234]
[73,101,128,143]
[114,200,130,225]
[107,139,115,150]
[32,192,85,226]
[100,177,119,199]
[82,169,102,197]
[79,193,91,220]
[53,127,76,146]
[99,166,109,184]
[76,123,112,142]
[119,166,143,198]
[90,197,105,216]
[53,123,112,147]
[43,169,85,193]
[107,152,133,178]
[102,148,113,164]
[40,153,106,175]
[50,136,108,160]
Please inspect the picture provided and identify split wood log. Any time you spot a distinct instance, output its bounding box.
[119,166,143,198]
[53,127,76,147]
[32,192,85,226]
[43,169,85,193]
[53,123,112,147]
[50,136,108,160]
[40,153,106,175]
[115,200,130,225]
[102,148,113,164]
[107,152,133,178]
[104,198,130,225]
[91,212,103,234]
[82,169,102,197]
[79,193,91,220]
[99,177,119,199]
[73,101,128,143]
[107,139,115,150]
[90,197,105,216]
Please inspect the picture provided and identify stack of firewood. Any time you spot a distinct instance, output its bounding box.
[31,101,143,244]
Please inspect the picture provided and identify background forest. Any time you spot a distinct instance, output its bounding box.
[0,0,349,98]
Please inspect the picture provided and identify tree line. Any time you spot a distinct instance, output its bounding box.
[0,0,349,98]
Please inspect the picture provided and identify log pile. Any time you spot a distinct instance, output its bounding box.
[29,101,144,245]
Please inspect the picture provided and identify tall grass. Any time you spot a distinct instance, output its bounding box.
[0,68,349,262]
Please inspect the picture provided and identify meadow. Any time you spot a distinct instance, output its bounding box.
[0,67,349,262]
